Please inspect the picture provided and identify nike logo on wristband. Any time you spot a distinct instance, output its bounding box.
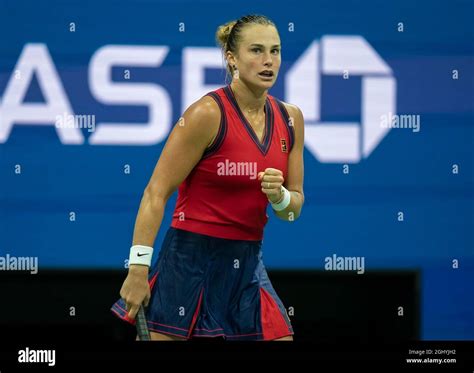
[137,253,150,257]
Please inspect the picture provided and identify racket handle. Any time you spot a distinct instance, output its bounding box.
[136,304,151,341]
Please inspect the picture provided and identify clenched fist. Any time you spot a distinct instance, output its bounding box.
[258,168,284,204]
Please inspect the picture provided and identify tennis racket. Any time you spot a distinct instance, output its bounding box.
[135,304,151,341]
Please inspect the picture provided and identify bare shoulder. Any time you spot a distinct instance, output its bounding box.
[279,101,304,124]
[279,101,304,137]
[181,94,221,147]
[184,94,221,126]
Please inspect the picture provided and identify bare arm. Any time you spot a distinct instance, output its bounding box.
[120,95,220,318]
[131,96,219,247]
[273,103,305,221]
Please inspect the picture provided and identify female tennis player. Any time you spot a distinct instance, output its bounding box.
[111,14,305,341]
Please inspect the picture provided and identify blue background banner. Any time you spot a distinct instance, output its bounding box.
[0,0,472,340]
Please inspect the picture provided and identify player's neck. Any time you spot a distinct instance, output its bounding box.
[230,81,267,114]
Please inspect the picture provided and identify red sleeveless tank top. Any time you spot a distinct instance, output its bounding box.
[170,84,294,240]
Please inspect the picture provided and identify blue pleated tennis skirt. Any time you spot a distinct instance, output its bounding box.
[111,226,293,341]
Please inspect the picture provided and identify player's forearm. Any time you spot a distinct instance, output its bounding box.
[272,190,304,221]
[131,188,167,247]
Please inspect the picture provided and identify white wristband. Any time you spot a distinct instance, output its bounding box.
[271,186,291,211]
[129,245,154,267]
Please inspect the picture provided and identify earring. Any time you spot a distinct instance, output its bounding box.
[233,65,239,80]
